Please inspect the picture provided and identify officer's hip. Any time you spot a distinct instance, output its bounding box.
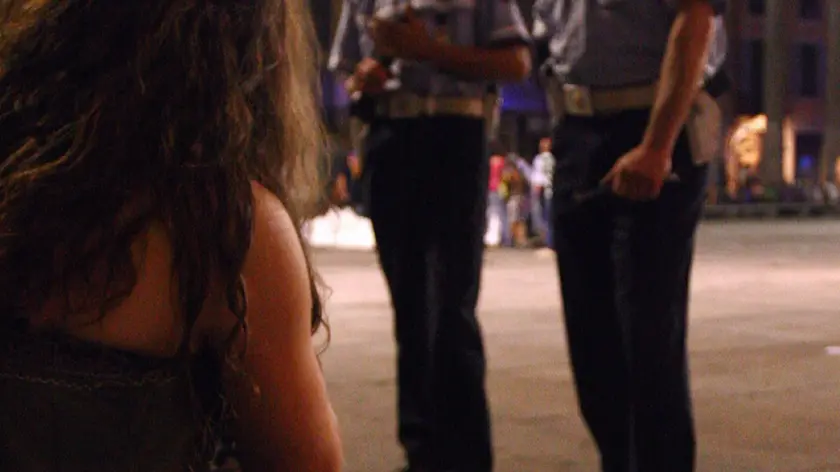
[545,78,657,122]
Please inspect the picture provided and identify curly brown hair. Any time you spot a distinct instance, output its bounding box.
[0,0,326,348]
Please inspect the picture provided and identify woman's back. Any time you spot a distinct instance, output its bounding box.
[0,0,342,469]
[0,330,206,471]
[0,185,342,471]
[0,222,223,470]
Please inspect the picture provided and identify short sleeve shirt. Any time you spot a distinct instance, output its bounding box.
[328,0,531,97]
[531,0,727,88]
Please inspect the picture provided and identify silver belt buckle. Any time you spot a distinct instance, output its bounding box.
[563,84,595,117]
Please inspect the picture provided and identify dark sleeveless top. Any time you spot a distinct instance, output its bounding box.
[0,325,227,471]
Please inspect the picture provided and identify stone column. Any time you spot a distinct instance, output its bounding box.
[758,0,791,186]
[819,0,840,183]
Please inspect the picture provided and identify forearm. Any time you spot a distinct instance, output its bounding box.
[422,43,531,82]
[642,1,715,154]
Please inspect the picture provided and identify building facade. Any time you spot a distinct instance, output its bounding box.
[726,0,839,185]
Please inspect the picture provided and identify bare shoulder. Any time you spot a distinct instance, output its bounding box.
[249,182,303,254]
[227,183,342,470]
[244,182,311,312]
[51,183,313,359]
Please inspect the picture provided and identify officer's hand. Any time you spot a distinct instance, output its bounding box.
[369,7,435,61]
[350,58,389,95]
[600,145,672,201]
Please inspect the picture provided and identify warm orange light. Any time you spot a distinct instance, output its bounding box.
[835,157,840,184]
[727,115,766,168]
[725,114,797,184]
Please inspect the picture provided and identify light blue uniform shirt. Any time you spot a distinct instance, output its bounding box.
[532,0,728,88]
[328,0,530,98]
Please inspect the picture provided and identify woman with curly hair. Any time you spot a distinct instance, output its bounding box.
[0,0,342,470]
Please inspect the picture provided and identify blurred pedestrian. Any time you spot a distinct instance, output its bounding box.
[488,150,509,246]
[530,137,556,246]
[501,159,529,247]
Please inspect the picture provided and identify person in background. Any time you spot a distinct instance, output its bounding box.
[488,149,509,246]
[508,152,533,242]
[501,158,529,248]
[327,150,365,211]
[328,0,531,470]
[532,0,727,470]
[530,137,556,247]
[0,0,342,470]
[327,148,353,208]
[347,152,362,181]
[345,151,367,214]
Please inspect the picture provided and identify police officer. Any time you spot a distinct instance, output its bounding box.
[531,1,727,471]
[328,1,530,471]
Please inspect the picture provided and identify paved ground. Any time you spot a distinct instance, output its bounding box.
[312,221,840,472]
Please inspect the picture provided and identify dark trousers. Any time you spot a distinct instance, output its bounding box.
[551,109,708,472]
[363,116,493,471]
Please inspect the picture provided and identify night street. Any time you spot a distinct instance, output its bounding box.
[314,220,840,472]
